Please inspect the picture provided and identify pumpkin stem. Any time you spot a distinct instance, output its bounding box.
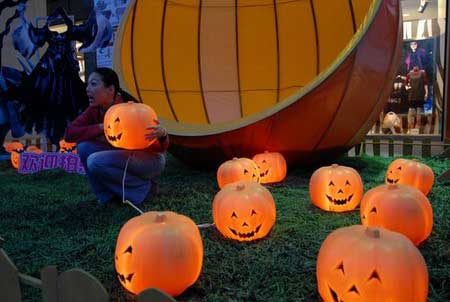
[236,183,246,191]
[331,164,339,168]
[154,213,166,223]
[264,151,269,153]
[232,157,239,160]
[365,228,381,239]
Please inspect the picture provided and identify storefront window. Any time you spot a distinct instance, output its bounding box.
[369,0,447,136]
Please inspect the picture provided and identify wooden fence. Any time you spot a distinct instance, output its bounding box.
[0,249,177,302]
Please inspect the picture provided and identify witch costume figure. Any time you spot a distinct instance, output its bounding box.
[13,4,112,144]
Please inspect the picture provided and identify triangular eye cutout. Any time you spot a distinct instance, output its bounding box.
[345,180,350,185]
[115,117,120,123]
[348,285,360,295]
[368,270,381,282]
[329,181,335,186]
[336,262,345,274]
[262,160,267,163]
[124,245,133,254]
[370,207,377,214]
[251,209,257,216]
[231,212,238,219]
[244,169,249,174]
[397,166,402,170]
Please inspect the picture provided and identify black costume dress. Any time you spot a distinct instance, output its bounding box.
[13,8,112,144]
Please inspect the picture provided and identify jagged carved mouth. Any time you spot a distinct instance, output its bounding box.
[326,194,353,205]
[260,169,270,178]
[108,133,122,142]
[118,272,134,284]
[386,178,399,184]
[229,224,262,239]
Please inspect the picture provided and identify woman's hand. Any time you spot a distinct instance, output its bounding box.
[145,120,167,141]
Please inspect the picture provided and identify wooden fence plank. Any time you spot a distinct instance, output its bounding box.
[41,266,58,302]
[57,269,109,302]
[0,249,22,302]
[388,139,394,157]
[372,138,380,156]
[136,288,177,302]
[402,138,413,156]
[422,139,431,157]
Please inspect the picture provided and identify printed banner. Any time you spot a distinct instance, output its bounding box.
[18,152,85,175]
[94,0,130,68]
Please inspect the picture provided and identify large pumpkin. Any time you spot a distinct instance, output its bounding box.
[217,157,260,189]
[317,225,428,302]
[212,181,276,241]
[309,164,363,212]
[114,0,401,167]
[385,158,434,195]
[115,211,203,296]
[360,184,433,246]
[252,151,287,184]
[104,102,158,150]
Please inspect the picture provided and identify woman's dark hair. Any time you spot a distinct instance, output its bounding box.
[92,67,141,103]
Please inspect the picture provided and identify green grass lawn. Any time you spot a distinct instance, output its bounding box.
[1,154,449,302]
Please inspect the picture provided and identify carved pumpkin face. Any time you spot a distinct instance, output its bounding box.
[360,184,433,246]
[216,157,260,189]
[385,158,434,195]
[309,164,363,212]
[4,142,24,169]
[252,151,287,184]
[104,102,158,150]
[212,181,276,242]
[115,211,203,296]
[317,225,428,302]
[59,139,77,153]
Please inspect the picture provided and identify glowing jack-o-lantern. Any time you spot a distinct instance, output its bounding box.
[216,157,260,189]
[360,184,433,246]
[385,158,434,195]
[212,181,276,242]
[252,151,287,184]
[115,211,203,296]
[3,142,42,169]
[59,139,77,153]
[309,164,363,212]
[104,102,158,150]
[317,225,428,302]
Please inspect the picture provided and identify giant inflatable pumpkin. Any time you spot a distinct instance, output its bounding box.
[114,0,401,166]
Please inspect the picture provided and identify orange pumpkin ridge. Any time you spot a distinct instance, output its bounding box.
[309,164,363,212]
[212,181,276,242]
[115,211,203,296]
[317,225,428,302]
[360,184,433,246]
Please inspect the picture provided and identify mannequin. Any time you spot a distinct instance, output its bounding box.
[406,65,428,133]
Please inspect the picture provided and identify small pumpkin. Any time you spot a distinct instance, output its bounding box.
[212,181,276,242]
[3,142,42,169]
[4,142,24,169]
[252,151,287,184]
[309,164,363,212]
[217,157,260,189]
[317,225,428,302]
[360,184,433,246]
[385,158,434,195]
[59,139,77,153]
[104,102,158,150]
[115,211,203,296]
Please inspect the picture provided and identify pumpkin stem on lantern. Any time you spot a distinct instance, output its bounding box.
[331,164,339,168]
[154,213,166,223]
[365,227,381,239]
[236,183,246,191]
